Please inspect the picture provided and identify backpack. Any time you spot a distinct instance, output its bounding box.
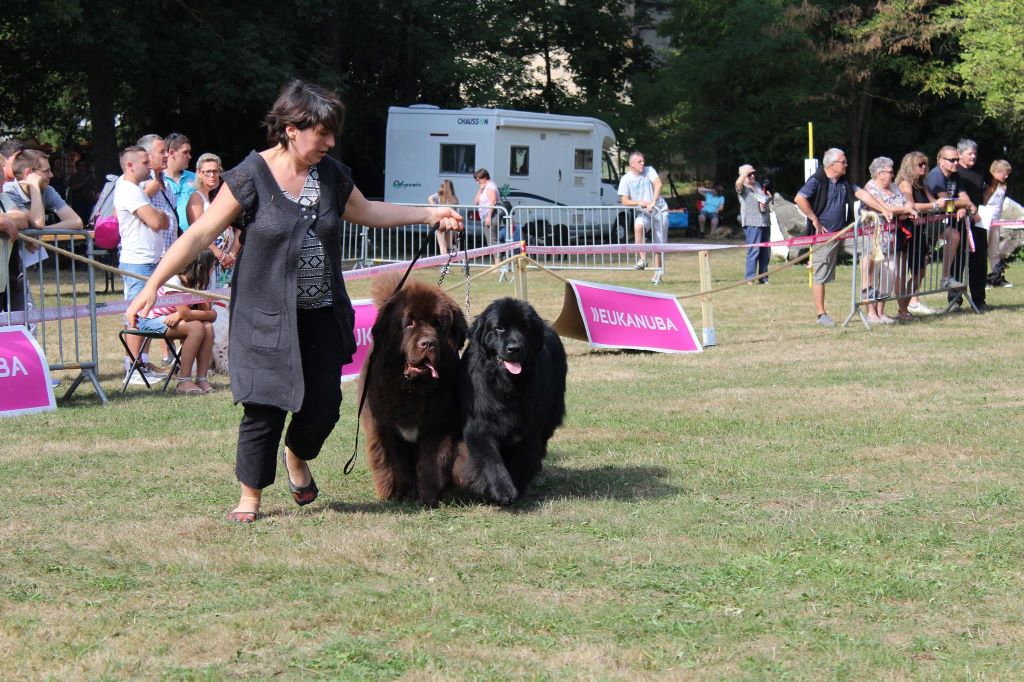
[89,174,121,250]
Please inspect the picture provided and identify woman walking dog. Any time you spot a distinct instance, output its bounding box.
[127,80,463,522]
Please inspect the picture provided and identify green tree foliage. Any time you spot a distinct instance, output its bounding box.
[0,0,647,195]
[944,0,1024,125]
[641,0,827,188]
[646,0,974,188]
[785,0,943,182]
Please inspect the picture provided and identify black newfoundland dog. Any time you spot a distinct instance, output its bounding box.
[454,297,567,504]
[359,273,467,507]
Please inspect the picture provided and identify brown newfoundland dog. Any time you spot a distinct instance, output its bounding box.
[359,272,467,506]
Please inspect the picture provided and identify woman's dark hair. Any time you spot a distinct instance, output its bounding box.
[265,79,346,149]
[473,168,491,181]
[180,250,218,290]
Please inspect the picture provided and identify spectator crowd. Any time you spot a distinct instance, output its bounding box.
[0,133,235,394]
[699,140,1013,326]
[0,132,1018,398]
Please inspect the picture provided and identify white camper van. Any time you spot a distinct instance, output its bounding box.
[384,105,626,243]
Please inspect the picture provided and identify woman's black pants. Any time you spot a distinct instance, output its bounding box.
[235,308,344,489]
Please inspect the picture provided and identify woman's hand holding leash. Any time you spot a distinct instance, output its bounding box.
[427,206,464,233]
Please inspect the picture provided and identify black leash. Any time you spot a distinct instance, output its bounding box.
[344,223,439,475]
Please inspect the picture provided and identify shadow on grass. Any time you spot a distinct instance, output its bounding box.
[324,500,424,515]
[437,462,679,512]
[580,348,660,357]
[520,462,679,508]
[320,462,678,515]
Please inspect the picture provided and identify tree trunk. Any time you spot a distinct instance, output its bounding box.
[848,86,873,185]
[542,35,554,112]
[85,48,118,183]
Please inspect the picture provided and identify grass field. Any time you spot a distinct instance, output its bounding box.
[2,245,1023,680]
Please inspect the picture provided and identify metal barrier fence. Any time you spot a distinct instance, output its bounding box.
[343,203,659,272]
[846,210,975,327]
[509,205,649,271]
[342,204,511,268]
[1,229,107,403]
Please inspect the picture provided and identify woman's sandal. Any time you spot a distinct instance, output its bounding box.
[196,376,216,394]
[226,510,258,523]
[280,449,319,506]
[175,376,203,396]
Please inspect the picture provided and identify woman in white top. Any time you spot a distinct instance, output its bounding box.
[982,159,1012,280]
[861,156,918,324]
[473,168,500,266]
[427,179,459,254]
[187,153,238,287]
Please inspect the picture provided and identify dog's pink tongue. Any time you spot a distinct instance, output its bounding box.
[427,363,438,379]
[503,360,522,375]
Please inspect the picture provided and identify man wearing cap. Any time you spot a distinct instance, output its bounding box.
[736,164,772,284]
[794,148,892,327]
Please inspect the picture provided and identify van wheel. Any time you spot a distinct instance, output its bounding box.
[614,212,630,243]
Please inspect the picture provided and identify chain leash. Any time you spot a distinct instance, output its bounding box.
[436,231,472,318]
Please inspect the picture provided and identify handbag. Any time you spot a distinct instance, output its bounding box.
[93,215,121,250]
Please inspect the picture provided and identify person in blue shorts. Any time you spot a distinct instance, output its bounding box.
[138,251,218,395]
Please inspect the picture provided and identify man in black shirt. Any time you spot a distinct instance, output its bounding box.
[956,139,988,311]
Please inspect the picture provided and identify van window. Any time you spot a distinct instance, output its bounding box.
[574,149,594,171]
[440,144,476,174]
[601,151,619,184]
[510,146,529,176]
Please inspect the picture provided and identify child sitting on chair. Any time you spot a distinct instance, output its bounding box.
[138,251,218,395]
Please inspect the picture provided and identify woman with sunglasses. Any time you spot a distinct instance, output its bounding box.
[860,157,918,323]
[187,153,237,287]
[894,151,956,318]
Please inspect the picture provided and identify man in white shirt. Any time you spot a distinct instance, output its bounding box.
[137,134,179,253]
[617,151,668,283]
[139,134,187,368]
[115,145,170,384]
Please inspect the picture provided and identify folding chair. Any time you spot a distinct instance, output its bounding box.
[119,329,180,393]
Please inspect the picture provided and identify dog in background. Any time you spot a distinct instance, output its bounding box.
[359,272,467,507]
[455,297,567,504]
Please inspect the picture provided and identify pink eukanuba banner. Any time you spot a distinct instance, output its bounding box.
[341,300,377,382]
[0,325,57,416]
[559,280,702,353]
